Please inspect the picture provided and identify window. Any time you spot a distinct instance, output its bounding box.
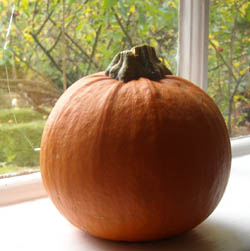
[1,0,179,178]
[0,0,249,205]
[208,0,250,138]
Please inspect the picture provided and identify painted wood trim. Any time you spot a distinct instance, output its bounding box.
[178,0,210,90]
[0,172,47,206]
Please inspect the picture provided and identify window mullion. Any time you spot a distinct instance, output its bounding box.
[178,0,210,90]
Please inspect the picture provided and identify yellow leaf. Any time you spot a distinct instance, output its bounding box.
[23,27,33,42]
[24,33,33,42]
[20,0,29,9]
[239,2,249,16]
[211,39,219,48]
[129,6,135,13]
[65,15,74,23]
[240,69,247,75]
[164,59,171,69]
[86,34,92,42]
[233,95,240,103]
[85,6,92,13]
[151,40,158,48]
[234,62,240,67]
[23,26,31,33]
[168,1,177,8]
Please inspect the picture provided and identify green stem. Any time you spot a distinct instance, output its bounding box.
[105,45,172,83]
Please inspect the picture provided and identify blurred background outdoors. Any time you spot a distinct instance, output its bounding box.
[0,0,249,177]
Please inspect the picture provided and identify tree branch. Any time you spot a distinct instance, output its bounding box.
[209,39,238,83]
[34,9,55,36]
[62,0,67,91]
[48,31,62,53]
[30,32,62,73]
[30,32,74,84]
[112,8,133,47]
[230,71,248,101]
[86,25,102,75]
[32,0,39,27]
[208,52,248,72]
[13,51,54,84]
[48,17,99,70]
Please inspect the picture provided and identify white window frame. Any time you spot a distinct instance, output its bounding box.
[178,0,209,90]
[0,0,249,206]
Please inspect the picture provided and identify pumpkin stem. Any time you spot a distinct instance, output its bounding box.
[105,45,173,83]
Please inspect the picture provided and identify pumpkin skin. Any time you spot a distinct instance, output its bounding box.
[40,72,231,242]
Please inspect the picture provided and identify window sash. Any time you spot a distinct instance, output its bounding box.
[178,0,210,90]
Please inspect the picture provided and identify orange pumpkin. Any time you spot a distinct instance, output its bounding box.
[40,45,231,242]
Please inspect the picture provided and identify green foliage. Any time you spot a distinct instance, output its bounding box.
[0,0,179,87]
[208,0,250,136]
[0,108,45,123]
[0,120,45,167]
[0,107,46,176]
[0,107,46,171]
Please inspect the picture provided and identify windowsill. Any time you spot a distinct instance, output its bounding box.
[1,154,250,251]
[0,172,47,206]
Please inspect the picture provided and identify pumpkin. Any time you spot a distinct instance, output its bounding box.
[40,45,231,242]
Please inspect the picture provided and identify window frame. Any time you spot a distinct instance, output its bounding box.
[0,0,249,206]
[178,0,209,90]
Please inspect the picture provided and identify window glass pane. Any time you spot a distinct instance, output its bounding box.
[0,0,178,177]
[208,0,250,138]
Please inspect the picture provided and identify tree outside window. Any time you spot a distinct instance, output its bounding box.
[0,0,249,177]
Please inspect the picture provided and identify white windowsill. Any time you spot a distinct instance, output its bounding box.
[231,135,250,157]
[0,154,249,251]
[0,172,47,206]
